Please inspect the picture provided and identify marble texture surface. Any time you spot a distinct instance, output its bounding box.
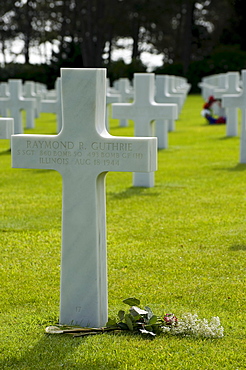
[11,68,157,327]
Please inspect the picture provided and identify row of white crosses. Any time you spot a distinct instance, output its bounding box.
[4,69,186,328]
[0,73,188,142]
[109,75,189,129]
[1,74,188,188]
[199,72,240,133]
[113,78,134,127]
[215,72,241,137]
[0,118,14,148]
[112,73,178,187]
[155,75,187,132]
[40,78,62,133]
[199,73,226,116]
[111,73,190,187]
[0,83,9,117]
[222,70,246,163]
[199,74,218,100]
[0,79,62,134]
[11,68,157,327]
[199,70,246,163]
[0,80,36,134]
[105,79,121,130]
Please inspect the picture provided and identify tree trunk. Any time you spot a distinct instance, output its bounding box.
[77,0,106,67]
[131,16,140,60]
[181,0,196,75]
[0,38,7,65]
[23,0,32,64]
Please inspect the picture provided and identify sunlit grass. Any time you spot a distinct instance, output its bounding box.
[1,97,246,369]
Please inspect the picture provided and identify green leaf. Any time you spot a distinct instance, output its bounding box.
[151,324,163,335]
[118,310,125,321]
[125,314,134,331]
[117,322,128,330]
[148,315,158,325]
[123,297,140,306]
[131,314,142,322]
[145,306,154,320]
[106,318,117,327]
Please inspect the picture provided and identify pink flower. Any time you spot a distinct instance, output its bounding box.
[164,313,178,326]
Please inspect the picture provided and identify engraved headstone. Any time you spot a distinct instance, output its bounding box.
[11,68,157,327]
[113,73,177,187]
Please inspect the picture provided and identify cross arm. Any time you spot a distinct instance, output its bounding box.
[222,94,243,109]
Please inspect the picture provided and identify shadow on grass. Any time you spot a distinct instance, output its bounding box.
[228,164,246,172]
[217,136,238,141]
[213,164,246,172]
[229,244,246,251]
[31,169,56,174]
[0,331,157,369]
[0,148,11,155]
[0,335,81,369]
[108,186,160,199]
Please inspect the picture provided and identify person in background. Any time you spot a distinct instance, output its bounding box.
[201,96,226,124]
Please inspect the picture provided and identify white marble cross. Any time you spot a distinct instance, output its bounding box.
[220,72,241,137]
[210,73,227,116]
[113,78,134,127]
[24,81,42,121]
[11,68,157,327]
[106,80,120,131]
[199,75,219,100]
[6,80,36,134]
[0,82,9,117]
[169,76,186,105]
[112,73,177,187]
[41,78,62,133]
[155,75,179,136]
[0,118,14,148]
[222,70,246,163]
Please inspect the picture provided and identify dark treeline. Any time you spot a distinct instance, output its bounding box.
[1,0,246,91]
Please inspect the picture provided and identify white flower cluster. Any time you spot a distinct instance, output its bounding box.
[162,313,224,338]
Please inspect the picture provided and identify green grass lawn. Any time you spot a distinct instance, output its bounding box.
[0,96,245,369]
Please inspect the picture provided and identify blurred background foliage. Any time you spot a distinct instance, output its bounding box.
[1,0,246,91]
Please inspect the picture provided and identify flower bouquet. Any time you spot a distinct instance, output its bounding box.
[45,297,224,339]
